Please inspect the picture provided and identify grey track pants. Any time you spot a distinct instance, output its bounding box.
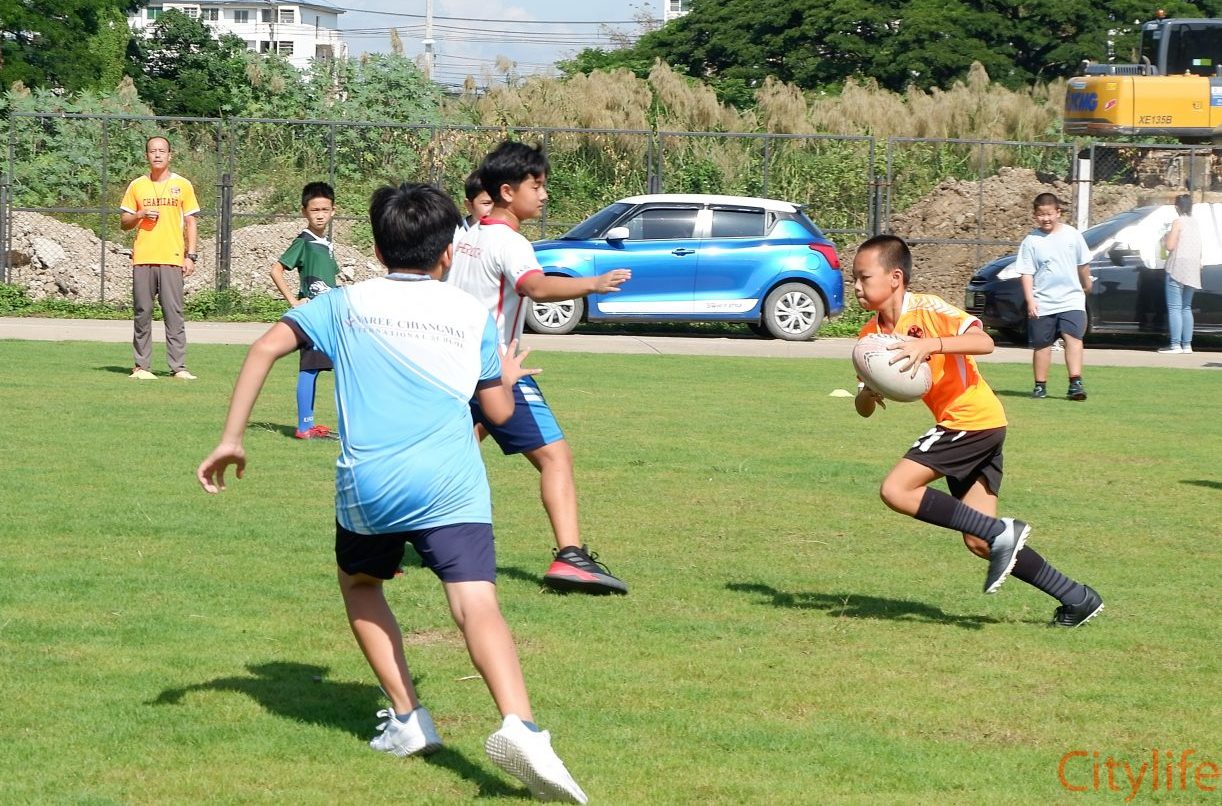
[132,264,187,372]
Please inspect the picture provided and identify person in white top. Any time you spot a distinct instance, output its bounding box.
[449,141,633,595]
[1159,194,1203,354]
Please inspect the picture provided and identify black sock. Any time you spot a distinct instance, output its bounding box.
[1010,547,1086,605]
[1069,375,1081,383]
[914,488,1006,545]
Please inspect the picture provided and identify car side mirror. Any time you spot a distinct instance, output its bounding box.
[1108,246,1139,266]
[605,226,630,242]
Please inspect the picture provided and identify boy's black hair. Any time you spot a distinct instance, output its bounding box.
[858,234,912,284]
[301,181,335,208]
[1032,192,1063,211]
[463,170,485,202]
[368,182,461,271]
[1174,193,1193,217]
[478,141,548,204]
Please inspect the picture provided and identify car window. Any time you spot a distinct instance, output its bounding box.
[710,208,765,238]
[560,202,633,240]
[622,207,700,240]
[1082,209,1153,248]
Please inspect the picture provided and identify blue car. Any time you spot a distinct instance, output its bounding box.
[526,194,844,340]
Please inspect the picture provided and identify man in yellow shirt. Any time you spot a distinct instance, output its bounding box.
[120,136,200,380]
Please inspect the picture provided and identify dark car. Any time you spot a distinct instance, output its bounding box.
[965,204,1222,341]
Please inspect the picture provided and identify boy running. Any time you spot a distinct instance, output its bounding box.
[197,182,588,802]
[851,235,1103,627]
[449,141,631,595]
[270,181,341,439]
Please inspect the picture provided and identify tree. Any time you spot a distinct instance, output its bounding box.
[125,9,251,117]
[561,0,1216,99]
[0,0,139,93]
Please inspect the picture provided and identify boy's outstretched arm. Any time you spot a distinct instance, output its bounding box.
[270,262,303,306]
[475,339,541,426]
[518,269,630,303]
[196,322,301,493]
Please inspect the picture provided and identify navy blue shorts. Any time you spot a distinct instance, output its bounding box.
[1028,310,1087,348]
[470,376,564,455]
[335,521,496,583]
[903,425,1006,498]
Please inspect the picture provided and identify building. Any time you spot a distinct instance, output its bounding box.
[127,1,347,71]
[663,0,690,23]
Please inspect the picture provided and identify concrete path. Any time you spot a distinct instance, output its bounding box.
[1,316,1218,369]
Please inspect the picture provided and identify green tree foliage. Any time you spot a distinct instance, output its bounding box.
[562,0,1216,99]
[0,0,139,93]
[125,9,251,117]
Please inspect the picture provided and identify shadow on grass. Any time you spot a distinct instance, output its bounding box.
[726,582,999,630]
[97,364,137,375]
[495,564,549,590]
[1182,479,1222,490]
[248,421,306,439]
[150,660,519,798]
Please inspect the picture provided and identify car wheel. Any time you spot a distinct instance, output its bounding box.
[525,296,585,335]
[763,283,825,341]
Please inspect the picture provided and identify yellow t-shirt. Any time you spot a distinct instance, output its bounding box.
[859,292,1007,431]
[120,173,200,266]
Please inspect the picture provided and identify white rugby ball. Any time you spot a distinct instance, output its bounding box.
[852,332,932,403]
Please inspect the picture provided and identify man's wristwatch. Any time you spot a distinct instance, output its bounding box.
[185,252,198,261]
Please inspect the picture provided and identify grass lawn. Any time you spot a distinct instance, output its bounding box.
[1,339,1219,804]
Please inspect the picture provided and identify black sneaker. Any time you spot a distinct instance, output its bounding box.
[1031,384,1047,399]
[543,545,628,595]
[1050,585,1104,628]
[1067,379,1087,401]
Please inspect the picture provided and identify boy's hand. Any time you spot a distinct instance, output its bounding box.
[594,268,631,294]
[855,383,886,417]
[500,339,542,385]
[197,444,246,494]
[886,338,934,377]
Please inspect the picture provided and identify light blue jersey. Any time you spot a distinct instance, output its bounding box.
[283,274,502,534]
[1014,224,1091,315]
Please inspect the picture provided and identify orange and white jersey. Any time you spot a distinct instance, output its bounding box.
[859,292,1006,431]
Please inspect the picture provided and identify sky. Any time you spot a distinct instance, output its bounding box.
[330,0,662,89]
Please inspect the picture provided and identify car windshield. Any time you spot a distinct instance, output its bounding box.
[559,202,633,240]
[1082,209,1152,248]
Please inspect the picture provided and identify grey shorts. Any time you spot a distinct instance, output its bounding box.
[1028,310,1087,348]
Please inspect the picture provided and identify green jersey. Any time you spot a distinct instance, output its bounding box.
[279,230,339,299]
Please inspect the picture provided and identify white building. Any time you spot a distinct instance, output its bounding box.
[127,1,347,71]
[663,0,690,23]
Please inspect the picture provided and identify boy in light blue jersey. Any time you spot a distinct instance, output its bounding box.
[197,182,589,804]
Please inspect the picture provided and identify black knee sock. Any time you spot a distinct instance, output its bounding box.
[914,488,1006,544]
[1010,547,1086,605]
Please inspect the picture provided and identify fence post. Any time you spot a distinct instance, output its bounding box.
[99,117,109,304]
[1074,146,1092,231]
[761,136,771,198]
[218,172,233,290]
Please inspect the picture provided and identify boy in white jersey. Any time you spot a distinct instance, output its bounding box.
[197,183,589,803]
[449,141,632,595]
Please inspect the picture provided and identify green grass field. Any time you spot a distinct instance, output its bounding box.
[1,339,1219,804]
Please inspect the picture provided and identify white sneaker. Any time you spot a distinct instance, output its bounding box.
[173,369,198,380]
[1157,346,1183,355]
[369,706,443,757]
[1182,346,1193,354]
[130,368,156,380]
[486,715,588,804]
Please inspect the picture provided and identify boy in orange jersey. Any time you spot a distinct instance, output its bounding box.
[851,235,1102,627]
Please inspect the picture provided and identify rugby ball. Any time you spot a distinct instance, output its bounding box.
[852,333,932,403]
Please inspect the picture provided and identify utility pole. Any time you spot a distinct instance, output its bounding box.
[423,0,435,79]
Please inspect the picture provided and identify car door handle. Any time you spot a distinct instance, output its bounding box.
[671,248,695,256]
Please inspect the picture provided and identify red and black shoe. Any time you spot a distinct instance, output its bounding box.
[543,544,628,595]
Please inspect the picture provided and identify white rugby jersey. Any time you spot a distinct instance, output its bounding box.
[448,218,544,345]
[283,274,502,534]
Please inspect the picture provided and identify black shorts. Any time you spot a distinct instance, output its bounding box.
[299,346,333,372]
[1028,310,1087,348]
[903,426,1006,498]
[335,521,496,582]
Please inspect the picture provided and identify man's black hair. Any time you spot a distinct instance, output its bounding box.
[858,234,913,284]
[368,182,461,270]
[478,141,548,204]
[463,170,485,202]
[301,181,334,208]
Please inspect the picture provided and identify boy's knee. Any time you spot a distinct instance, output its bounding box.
[963,533,990,558]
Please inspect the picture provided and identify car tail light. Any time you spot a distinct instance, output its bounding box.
[809,242,840,270]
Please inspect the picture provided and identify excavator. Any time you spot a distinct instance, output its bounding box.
[1064,13,1222,142]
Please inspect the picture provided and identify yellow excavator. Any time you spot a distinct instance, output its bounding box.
[1064,14,1222,142]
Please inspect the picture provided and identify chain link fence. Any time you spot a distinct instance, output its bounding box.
[1,111,1205,307]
